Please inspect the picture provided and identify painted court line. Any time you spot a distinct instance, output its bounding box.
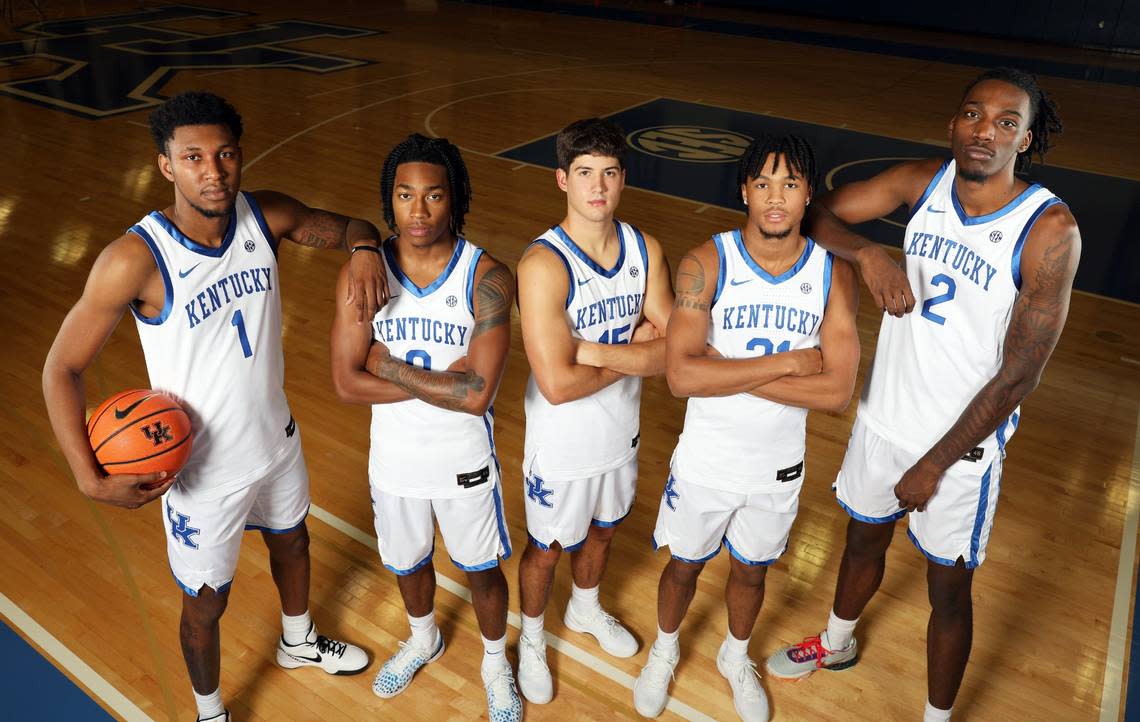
[307,504,716,721]
[0,592,153,722]
[1101,399,1140,721]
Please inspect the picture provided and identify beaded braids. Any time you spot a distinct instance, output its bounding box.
[380,133,472,235]
[963,67,1063,174]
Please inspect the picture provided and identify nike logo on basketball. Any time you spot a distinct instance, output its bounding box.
[114,396,149,420]
[178,263,202,278]
[926,207,947,214]
[730,278,753,286]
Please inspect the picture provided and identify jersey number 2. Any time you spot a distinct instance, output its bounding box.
[921,274,957,326]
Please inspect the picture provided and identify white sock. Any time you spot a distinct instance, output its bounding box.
[408,610,440,649]
[570,582,602,615]
[193,687,225,719]
[281,610,313,646]
[823,609,858,651]
[481,634,508,677]
[655,625,680,654]
[721,631,750,662]
[924,700,952,722]
[521,612,545,643]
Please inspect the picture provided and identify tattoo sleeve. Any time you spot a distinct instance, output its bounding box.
[921,230,1076,470]
[674,252,710,312]
[293,211,350,250]
[371,354,486,413]
[472,265,514,339]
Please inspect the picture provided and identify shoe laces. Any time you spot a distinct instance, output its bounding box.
[642,644,677,686]
[392,639,432,668]
[486,667,518,704]
[596,610,625,638]
[315,634,347,658]
[786,635,829,667]
[729,658,763,701]
[520,634,549,671]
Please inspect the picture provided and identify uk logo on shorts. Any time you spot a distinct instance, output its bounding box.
[526,476,554,508]
[663,476,679,511]
[166,500,201,549]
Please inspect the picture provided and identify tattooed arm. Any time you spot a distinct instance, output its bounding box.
[252,190,388,321]
[665,240,822,398]
[518,243,624,404]
[894,204,1081,512]
[575,232,674,377]
[330,262,413,405]
[366,257,513,416]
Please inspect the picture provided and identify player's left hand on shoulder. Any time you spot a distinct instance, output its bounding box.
[347,244,389,322]
[894,461,940,512]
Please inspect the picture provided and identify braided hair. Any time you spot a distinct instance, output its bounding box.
[736,134,818,204]
[963,67,1063,173]
[380,133,472,234]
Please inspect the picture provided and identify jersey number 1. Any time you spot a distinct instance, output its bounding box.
[231,310,253,358]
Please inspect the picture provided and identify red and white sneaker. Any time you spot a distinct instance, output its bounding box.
[765,633,858,680]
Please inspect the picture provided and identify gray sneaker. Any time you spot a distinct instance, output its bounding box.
[765,634,858,680]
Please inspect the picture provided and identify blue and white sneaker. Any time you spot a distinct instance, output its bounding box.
[372,636,445,698]
[483,664,523,722]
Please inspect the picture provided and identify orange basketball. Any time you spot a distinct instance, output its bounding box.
[87,389,193,477]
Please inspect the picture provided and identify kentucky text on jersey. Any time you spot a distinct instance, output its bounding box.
[721,302,821,335]
[574,293,644,332]
[373,316,471,347]
[905,231,998,291]
[185,267,273,329]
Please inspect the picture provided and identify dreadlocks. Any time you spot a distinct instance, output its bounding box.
[380,133,472,235]
[736,134,818,203]
[963,67,1063,173]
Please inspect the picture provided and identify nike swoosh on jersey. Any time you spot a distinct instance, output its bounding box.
[577,278,592,286]
[729,278,753,286]
[114,395,150,420]
[178,263,203,278]
[926,207,947,214]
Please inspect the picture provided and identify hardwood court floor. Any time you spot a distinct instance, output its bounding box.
[1,1,1138,720]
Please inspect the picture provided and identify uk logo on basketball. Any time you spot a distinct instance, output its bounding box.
[142,421,174,446]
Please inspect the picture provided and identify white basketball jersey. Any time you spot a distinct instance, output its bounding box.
[130,192,293,500]
[672,230,832,494]
[368,237,497,499]
[523,221,648,481]
[859,159,1064,457]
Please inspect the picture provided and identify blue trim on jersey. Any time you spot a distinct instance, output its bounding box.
[244,505,309,534]
[385,545,435,576]
[170,567,232,597]
[836,497,907,524]
[670,546,721,565]
[384,236,466,298]
[148,209,236,257]
[968,462,995,567]
[591,506,631,528]
[906,528,963,568]
[242,191,278,257]
[465,246,484,315]
[552,220,627,278]
[530,239,575,308]
[908,160,950,221]
[1012,198,1065,289]
[482,407,496,456]
[563,536,587,553]
[723,537,780,567]
[632,223,649,276]
[527,532,586,553]
[711,233,728,305]
[951,180,1043,227]
[492,482,513,560]
[451,557,500,572]
[996,412,1019,455]
[821,246,834,310]
[127,225,173,325]
[733,229,815,283]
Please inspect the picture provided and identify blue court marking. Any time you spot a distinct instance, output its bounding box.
[0,620,115,721]
[456,0,1140,88]
[499,97,1140,303]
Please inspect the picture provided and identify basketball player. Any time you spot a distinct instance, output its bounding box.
[329,134,520,720]
[765,68,1081,722]
[632,135,859,721]
[41,92,386,722]
[514,117,674,703]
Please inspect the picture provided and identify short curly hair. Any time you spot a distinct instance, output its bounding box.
[148,91,243,154]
